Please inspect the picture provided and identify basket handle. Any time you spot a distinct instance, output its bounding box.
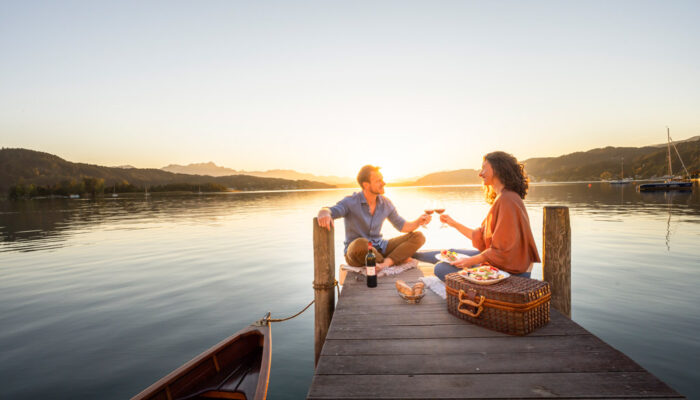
[458,289,485,318]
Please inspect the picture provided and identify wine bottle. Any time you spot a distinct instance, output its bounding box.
[366,242,377,288]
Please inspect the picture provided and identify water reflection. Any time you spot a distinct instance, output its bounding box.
[1,183,699,398]
[2,183,699,253]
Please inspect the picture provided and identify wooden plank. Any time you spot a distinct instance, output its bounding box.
[329,311,466,326]
[320,335,610,356]
[325,312,587,339]
[335,297,446,310]
[307,372,683,399]
[315,351,644,375]
[309,268,684,399]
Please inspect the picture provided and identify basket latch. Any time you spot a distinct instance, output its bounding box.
[458,289,485,318]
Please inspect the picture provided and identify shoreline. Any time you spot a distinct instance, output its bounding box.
[4,179,698,201]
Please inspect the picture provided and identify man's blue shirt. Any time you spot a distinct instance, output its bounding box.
[328,191,407,254]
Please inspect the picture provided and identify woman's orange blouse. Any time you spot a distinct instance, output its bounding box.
[471,190,541,274]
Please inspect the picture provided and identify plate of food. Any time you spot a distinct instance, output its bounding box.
[458,265,510,285]
[435,250,468,264]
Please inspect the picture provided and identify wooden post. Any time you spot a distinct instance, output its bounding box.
[543,206,571,318]
[312,217,335,366]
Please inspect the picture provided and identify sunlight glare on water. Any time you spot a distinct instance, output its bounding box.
[1,183,699,398]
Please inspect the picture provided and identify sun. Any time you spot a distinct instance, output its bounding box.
[373,161,405,184]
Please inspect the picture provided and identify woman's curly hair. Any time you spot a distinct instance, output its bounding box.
[483,151,529,204]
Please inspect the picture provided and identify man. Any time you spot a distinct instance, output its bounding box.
[317,165,430,270]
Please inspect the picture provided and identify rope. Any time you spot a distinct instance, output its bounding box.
[264,280,340,323]
[267,299,315,323]
[313,279,340,299]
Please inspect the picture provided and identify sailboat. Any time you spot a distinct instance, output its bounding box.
[144,185,150,197]
[112,184,119,198]
[610,157,631,184]
[639,128,693,192]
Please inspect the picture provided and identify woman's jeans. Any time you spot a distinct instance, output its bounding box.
[413,249,532,281]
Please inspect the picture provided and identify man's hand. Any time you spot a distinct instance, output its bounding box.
[317,209,333,230]
[418,213,431,227]
[401,214,432,232]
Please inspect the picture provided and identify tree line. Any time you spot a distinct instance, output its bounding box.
[8,177,228,199]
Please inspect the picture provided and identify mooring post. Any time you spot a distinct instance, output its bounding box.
[312,217,335,366]
[543,206,571,318]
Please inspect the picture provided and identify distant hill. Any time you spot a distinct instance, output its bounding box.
[524,138,700,181]
[161,162,238,176]
[411,138,700,184]
[162,162,354,185]
[413,169,481,186]
[651,135,700,148]
[0,148,334,196]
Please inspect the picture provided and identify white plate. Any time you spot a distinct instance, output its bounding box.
[435,252,468,264]
[458,267,511,285]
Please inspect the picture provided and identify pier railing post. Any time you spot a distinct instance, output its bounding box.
[312,217,335,366]
[543,206,571,318]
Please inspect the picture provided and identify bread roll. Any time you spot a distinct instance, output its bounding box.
[412,282,425,296]
[395,280,413,296]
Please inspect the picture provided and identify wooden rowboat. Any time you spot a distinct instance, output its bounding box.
[132,317,271,400]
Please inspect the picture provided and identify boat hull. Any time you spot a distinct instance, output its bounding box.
[638,182,693,192]
[132,322,271,400]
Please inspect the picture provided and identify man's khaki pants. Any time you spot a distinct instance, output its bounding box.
[344,231,425,267]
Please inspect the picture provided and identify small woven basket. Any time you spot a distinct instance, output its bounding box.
[398,291,425,304]
[445,273,551,336]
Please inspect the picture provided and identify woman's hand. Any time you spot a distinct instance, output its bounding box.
[451,253,486,268]
[451,257,474,268]
[440,213,456,227]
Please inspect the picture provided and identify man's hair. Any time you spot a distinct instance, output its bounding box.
[357,165,381,188]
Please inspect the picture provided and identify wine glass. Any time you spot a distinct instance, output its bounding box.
[434,201,447,228]
[421,202,435,229]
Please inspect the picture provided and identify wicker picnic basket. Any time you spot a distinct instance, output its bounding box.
[445,273,551,336]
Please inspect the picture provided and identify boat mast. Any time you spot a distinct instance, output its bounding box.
[621,157,624,179]
[668,128,692,179]
[667,127,673,177]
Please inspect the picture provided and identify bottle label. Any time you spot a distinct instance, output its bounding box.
[366,266,376,276]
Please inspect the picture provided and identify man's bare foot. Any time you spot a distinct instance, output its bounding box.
[376,259,395,271]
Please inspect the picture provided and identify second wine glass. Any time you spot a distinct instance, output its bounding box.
[434,201,447,228]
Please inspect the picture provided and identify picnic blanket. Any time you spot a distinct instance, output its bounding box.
[340,258,419,277]
[419,275,446,299]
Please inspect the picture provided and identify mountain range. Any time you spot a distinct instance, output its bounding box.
[3,136,700,197]
[0,148,334,195]
[410,137,700,185]
[159,136,700,186]
[161,162,353,185]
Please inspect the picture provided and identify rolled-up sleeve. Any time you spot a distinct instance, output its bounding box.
[328,197,350,219]
[386,203,407,231]
[471,226,487,251]
[479,200,519,267]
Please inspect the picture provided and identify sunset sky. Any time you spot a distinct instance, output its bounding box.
[2,1,700,180]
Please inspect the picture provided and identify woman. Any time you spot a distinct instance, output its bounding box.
[416,151,541,280]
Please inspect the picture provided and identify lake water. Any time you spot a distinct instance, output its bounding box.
[1,183,699,399]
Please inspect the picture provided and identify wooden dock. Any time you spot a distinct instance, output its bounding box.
[307,268,684,399]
